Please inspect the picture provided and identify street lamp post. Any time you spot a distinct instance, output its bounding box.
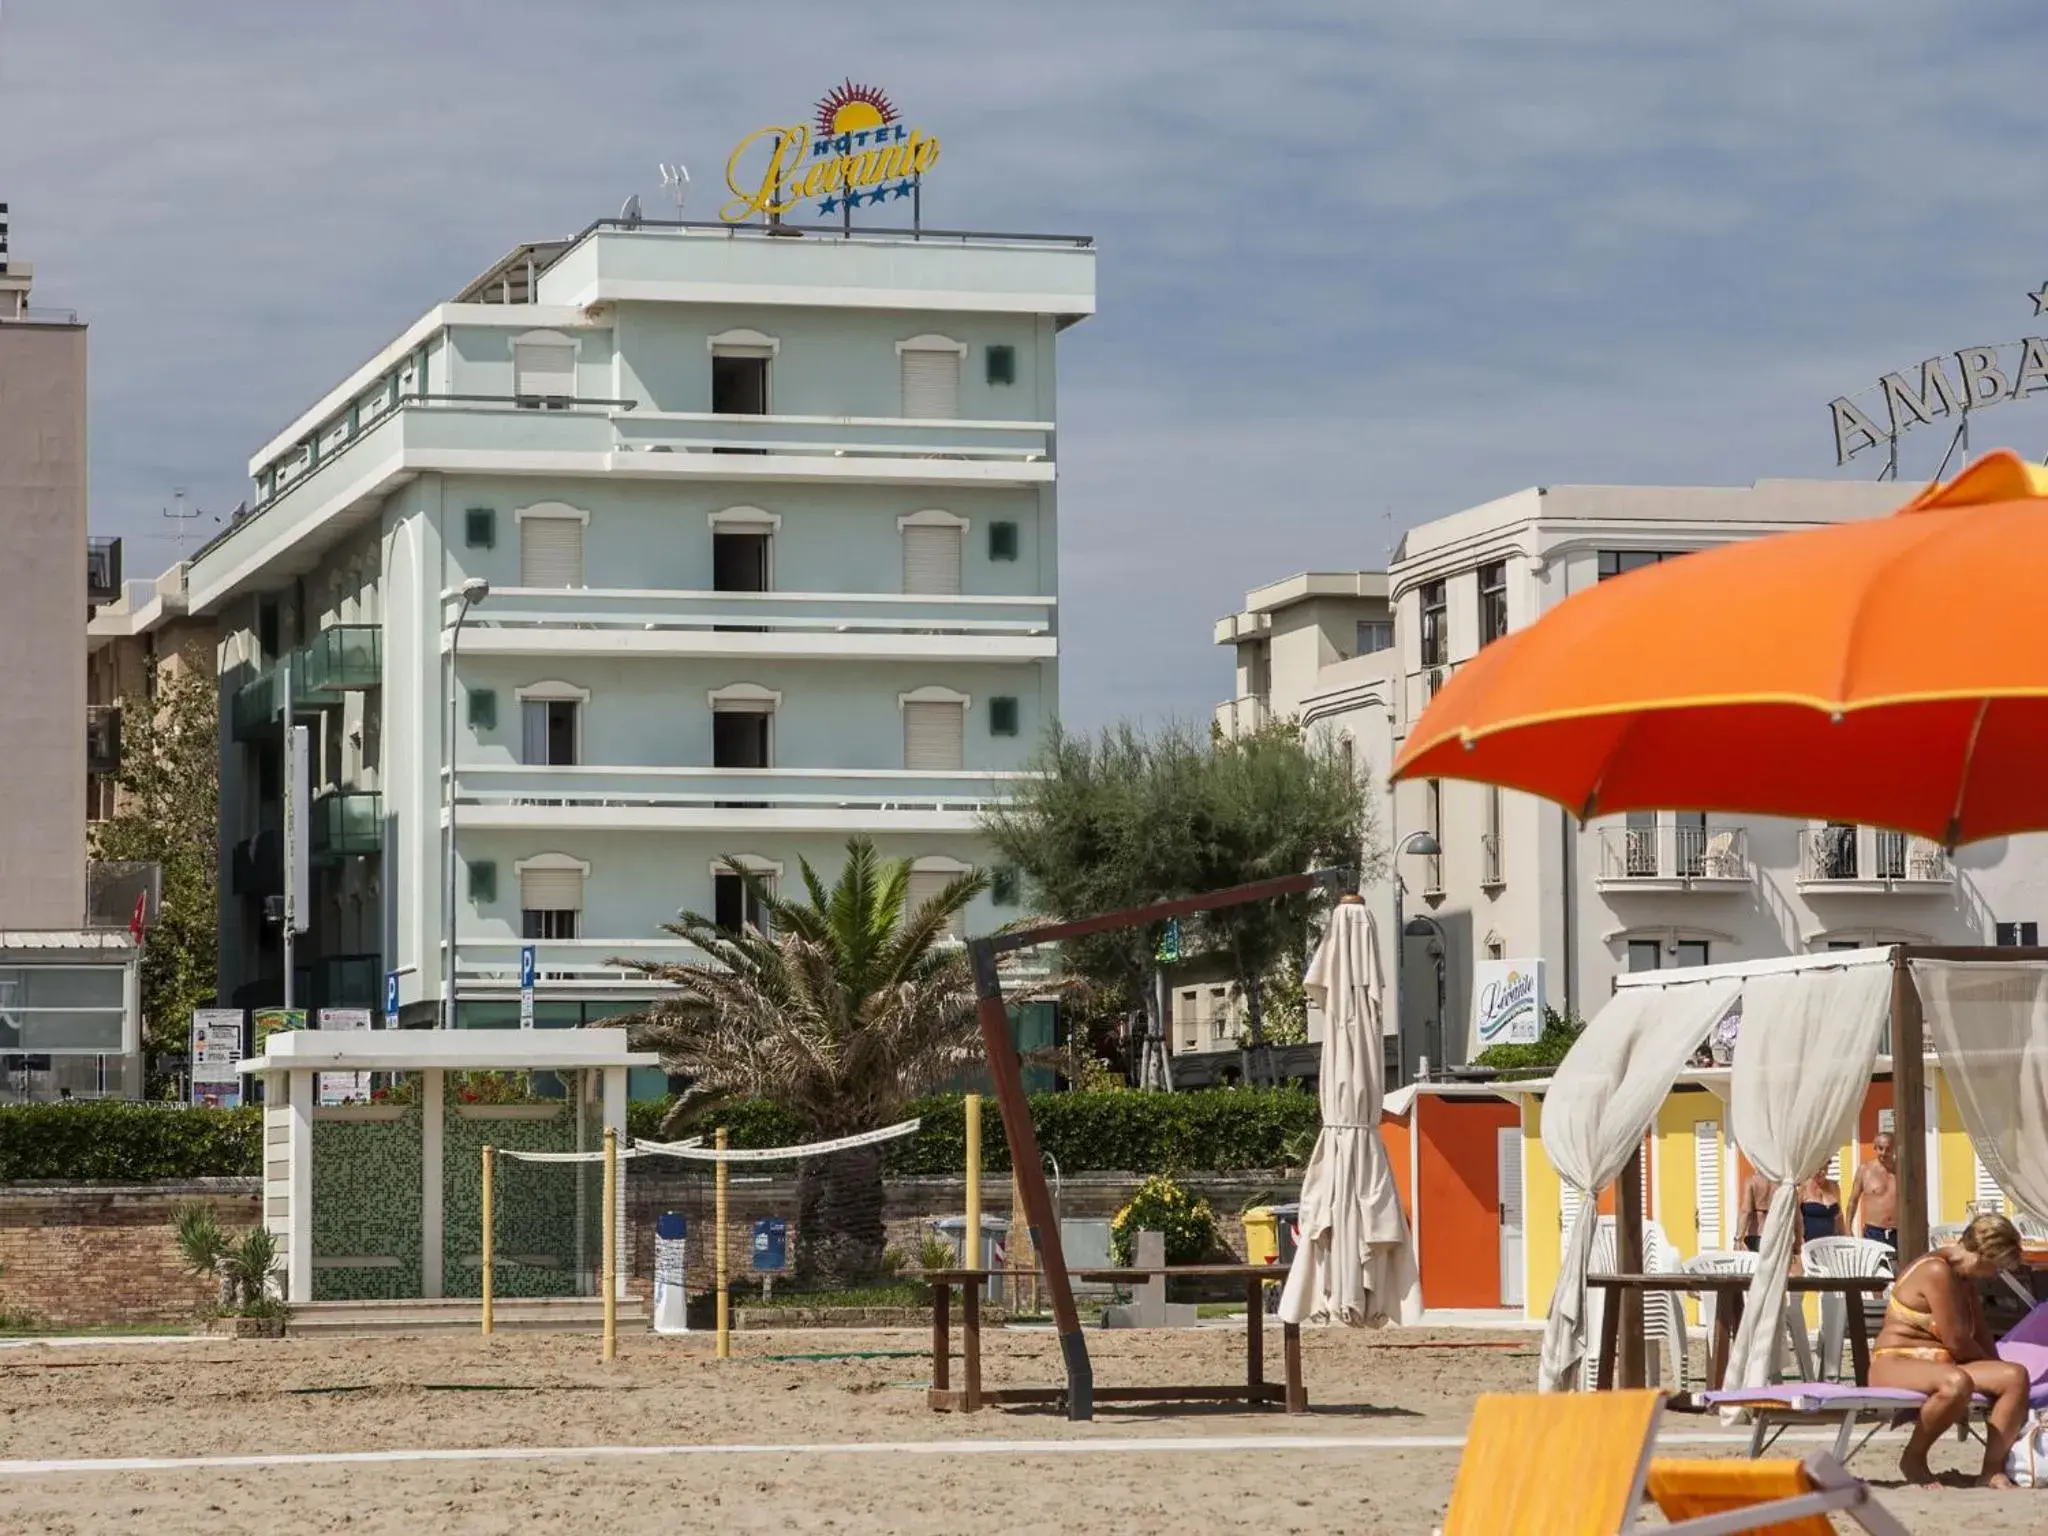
[1391,830,1441,1086]
[443,578,489,1030]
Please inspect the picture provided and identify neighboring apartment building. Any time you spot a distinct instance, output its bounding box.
[0,232,142,1099]
[182,218,1092,1027]
[1214,572,1393,736]
[1221,476,2048,1082]
[85,562,217,821]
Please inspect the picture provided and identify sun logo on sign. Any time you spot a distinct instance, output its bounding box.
[814,80,897,138]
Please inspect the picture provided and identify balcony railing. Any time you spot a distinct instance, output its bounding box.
[459,588,1053,644]
[310,791,381,857]
[86,705,121,777]
[1596,825,1751,886]
[454,765,1023,829]
[1213,695,1272,736]
[454,938,714,991]
[611,410,1052,463]
[86,537,121,603]
[298,625,382,694]
[1799,826,1952,888]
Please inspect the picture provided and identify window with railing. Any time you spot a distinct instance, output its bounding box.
[1623,811,1658,877]
[1482,786,1503,886]
[1598,549,1685,582]
[1479,561,1508,646]
[1425,779,1445,893]
[1674,812,1708,877]
[1420,580,1447,667]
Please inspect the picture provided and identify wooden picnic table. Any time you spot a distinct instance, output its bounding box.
[926,1264,1307,1414]
[1587,1272,1892,1392]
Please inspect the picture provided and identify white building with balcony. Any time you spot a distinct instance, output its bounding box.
[1219,478,2048,1080]
[186,218,1092,1040]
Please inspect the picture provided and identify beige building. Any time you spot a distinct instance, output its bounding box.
[86,562,216,822]
[1220,477,2048,1082]
[1214,572,1392,736]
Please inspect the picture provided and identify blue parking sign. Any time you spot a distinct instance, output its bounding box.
[384,969,400,1022]
[520,946,536,990]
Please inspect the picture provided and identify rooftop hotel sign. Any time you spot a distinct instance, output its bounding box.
[1828,282,2048,465]
[722,81,940,224]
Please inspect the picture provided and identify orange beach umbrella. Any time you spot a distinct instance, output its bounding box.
[1389,451,2048,847]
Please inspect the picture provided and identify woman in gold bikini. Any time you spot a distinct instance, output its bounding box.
[1867,1214,2031,1487]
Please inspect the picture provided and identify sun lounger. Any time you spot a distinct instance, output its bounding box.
[1441,1389,1908,1535]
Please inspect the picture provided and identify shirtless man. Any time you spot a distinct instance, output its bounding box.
[1737,1169,1775,1252]
[1850,1133,1900,1249]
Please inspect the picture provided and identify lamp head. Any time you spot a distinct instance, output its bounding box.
[1403,915,1438,939]
[460,577,491,605]
[1403,831,1442,858]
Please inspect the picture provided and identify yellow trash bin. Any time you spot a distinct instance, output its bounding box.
[1242,1207,1279,1267]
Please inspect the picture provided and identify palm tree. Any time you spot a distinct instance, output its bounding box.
[615,837,988,1287]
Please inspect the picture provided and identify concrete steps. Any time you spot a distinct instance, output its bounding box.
[288,1296,650,1337]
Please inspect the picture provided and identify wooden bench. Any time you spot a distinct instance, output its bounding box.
[926,1264,1306,1414]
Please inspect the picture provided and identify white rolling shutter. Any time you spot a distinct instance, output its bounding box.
[903,524,962,594]
[514,339,576,401]
[1975,1151,2007,1212]
[1878,1108,1894,1135]
[904,701,965,770]
[1694,1121,1721,1249]
[521,518,583,587]
[1560,1181,1584,1237]
[520,866,583,912]
[901,349,961,419]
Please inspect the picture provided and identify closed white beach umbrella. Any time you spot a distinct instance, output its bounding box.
[1278,897,1423,1328]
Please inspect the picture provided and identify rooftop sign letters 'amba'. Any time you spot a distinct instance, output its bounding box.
[1828,283,2048,465]
[722,82,940,225]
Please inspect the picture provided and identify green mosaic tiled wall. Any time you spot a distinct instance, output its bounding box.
[309,1108,423,1301]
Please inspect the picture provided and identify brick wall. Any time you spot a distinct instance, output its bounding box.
[0,1181,260,1328]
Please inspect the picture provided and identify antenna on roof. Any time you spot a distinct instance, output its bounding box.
[154,489,222,561]
[620,194,642,228]
[658,162,690,219]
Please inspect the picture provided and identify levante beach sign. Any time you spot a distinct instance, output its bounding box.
[722,81,940,224]
[1828,282,2048,466]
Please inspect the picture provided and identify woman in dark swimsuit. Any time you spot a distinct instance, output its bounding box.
[1798,1169,1845,1245]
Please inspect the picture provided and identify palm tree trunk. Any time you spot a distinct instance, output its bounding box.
[795,1144,887,1287]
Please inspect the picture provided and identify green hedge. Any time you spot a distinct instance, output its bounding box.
[0,1103,260,1181]
[0,1090,1321,1183]
[640,1089,1321,1176]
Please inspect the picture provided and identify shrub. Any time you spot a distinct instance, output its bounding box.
[1471,1005,1586,1077]
[1110,1175,1218,1265]
[0,1103,258,1181]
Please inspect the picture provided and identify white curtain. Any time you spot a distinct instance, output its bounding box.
[1537,978,1741,1392]
[1915,960,2048,1222]
[1723,965,1892,1389]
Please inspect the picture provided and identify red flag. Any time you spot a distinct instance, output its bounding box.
[128,892,147,943]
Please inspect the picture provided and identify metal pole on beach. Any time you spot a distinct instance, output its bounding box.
[715,1127,731,1359]
[964,1094,981,1280]
[602,1128,618,1361]
[480,1145,494,1336]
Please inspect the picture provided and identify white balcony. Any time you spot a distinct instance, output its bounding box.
[451,587,1055,663]
[1213,695,1272,736]
[1596,825,1751,892]
[1797,826,1953,893]
[452,764,1025,833]
[612,410,1051,473]
[453,937,710,995]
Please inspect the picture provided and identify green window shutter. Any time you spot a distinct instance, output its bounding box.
[985,344,1017,386]
[469,860,497,904]
[468,687,497,731]
[465,507,496,549]
[988,520,1019,561]
[990,696,1019,736]
[991,867,1020,906]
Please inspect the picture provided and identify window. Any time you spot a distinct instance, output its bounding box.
[1627,940,1662,974]
[1675,811,1708,877]
[1486,936,1506,961]
[1624,810,1658,877]
[1424,779,1444,893]
[1998,922,2041,947]
[713,870,773,935]
[520,699,579,766]
[1483,786,1503,886]
[989,696,1019,737]
[907,859,971,937]
[464,507,496,549]
[517,855,585,941]
[1338,736,1356,782]
[899,335,965,418]
[711,354,770,415]
[900,510,966,594]
[1355,620,1393,656]
[988,521,1020,561]
[0,964,127,1053]
[990,867,1020,906]
[1598,549,1684,581]
[1675,940,1710,969]
[713,530,770,592]
[1210,988,1232,1042]
[1420,580,1447,666]
[467,688,497,732]
[986,344,1017,386]
[517,505,586,588]
[1179,989,1197,1049]
[903,688,968,770]
[512,331,575,408]
[712,710,771,769]
[1479,561,1508,645]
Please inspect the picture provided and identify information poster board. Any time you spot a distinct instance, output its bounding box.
[1471,959,1546,1052]
[189,1009,245,1109]
[316,1007,373,1105]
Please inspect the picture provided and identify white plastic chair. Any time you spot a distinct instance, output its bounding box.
[2016,1212,2048,1243]
[1801,1236,1895,1380]
[1580,1217,1689,1390]
[1930,1223,1965,1246]
[1681,1247,1816,1382]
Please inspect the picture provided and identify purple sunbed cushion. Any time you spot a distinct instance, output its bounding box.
[1702,1384,1928,1406]
[1999,1338,2048,1388]
[2004,1299,2048,1349]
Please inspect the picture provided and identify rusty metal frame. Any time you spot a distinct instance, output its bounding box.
[965,866,1350,1421]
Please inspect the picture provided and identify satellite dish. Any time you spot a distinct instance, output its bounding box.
[659,162,690,218]
[620,194,643,228]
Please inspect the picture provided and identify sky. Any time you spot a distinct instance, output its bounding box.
[5,2,2048,727]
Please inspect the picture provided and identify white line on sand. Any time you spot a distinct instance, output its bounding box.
[0,1336,204,1352]
[0,1429,1854,1478]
